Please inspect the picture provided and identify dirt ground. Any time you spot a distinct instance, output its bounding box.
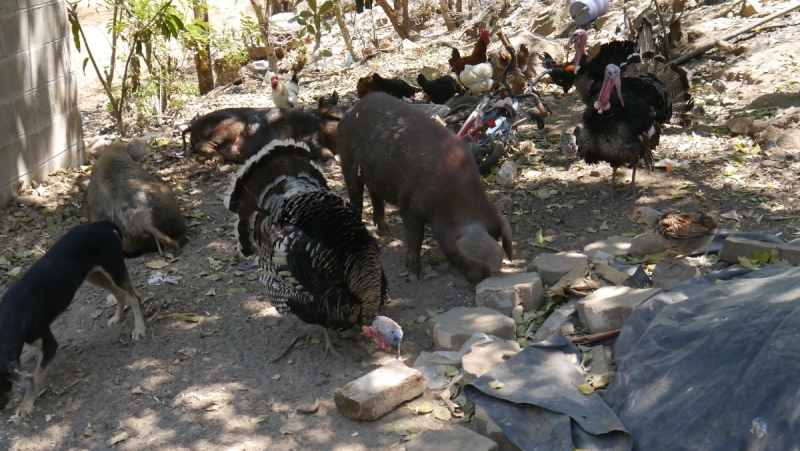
[1,0,799,449]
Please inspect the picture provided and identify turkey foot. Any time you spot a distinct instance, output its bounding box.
[322,329,343,359]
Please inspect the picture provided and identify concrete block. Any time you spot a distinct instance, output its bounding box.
[462,340,521,385]
[577,286,661,334]
[533,298,579,340]
[11,87,50,134]
[584,236,633,258]
[650,260,700,290]
[719,237,800,265]
[475,272,544,316]
[628,233,669,258]
[31,40,67,87]
[473,406,521,451]
[429,307,515,351]
[0,53,31,101]
[0,12,30,57]
[527,252,588,286]
[0,100,19,146]
[334,360,426,421]
[406,425,498,451]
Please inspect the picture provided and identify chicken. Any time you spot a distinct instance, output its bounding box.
[561,126,578,161]
[271,73,299,109]
[416,73,464,104]
[577,52,694,200]
[491,69,527,96]
[632,207,717,262]
[459,62,493,94]
[357,73,419,100]
[496,43,531,76]
[542,52,576,94]
[225,139,403,359]
[449,29,491,76]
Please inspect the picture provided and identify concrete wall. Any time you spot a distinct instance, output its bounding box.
[0,0,84,206]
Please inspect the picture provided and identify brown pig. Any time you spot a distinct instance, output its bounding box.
[337,92,513,284]
[86,140,187,257]
[182,94,344,164]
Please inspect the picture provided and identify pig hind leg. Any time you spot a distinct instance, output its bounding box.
[143,224,182,256]
[371,195,390,235]
[342,163,365,217]
[402,213,426,280]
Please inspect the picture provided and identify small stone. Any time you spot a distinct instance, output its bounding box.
[777,129,800,150]
[511,305,524,325]
[518,141,535,153]
[628,233,670,258]
[584,236,633,258]
[725,117,754,135]
[762,159,782,168]
[740,0,760,17]
[577,286,661,333]
[334,360,426,421]
[173,359,181,366]
[429,307,515,351]
[472,406,521,451]
[406,426,499,451]
[650,260,701,290]
[527,252,588,286]
[475,272,544,316]
[750,120,768,134]
[84,428,94,437]
[297,399,320,414]
[462,340,522,385]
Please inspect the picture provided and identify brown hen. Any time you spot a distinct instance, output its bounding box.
[632,207,717,261]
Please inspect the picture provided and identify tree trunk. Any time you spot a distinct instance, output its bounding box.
[192,0,214,94]
[439,0,455,30]
[333,0,358,60]
[373,0,419,41]
[249,0,280,73]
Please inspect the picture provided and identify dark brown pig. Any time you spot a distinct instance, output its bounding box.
[337,92,513,284]
[86,140,187,257]
[182,95,344,164]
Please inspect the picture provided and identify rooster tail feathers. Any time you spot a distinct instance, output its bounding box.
[621,52,694,122]
[225,139,328,255]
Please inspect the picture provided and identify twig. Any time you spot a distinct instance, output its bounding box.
[270,335,301,363]
[568,329,621,345]
[303,66,356,78]
[671,2,800,65]
[651,0,671,56]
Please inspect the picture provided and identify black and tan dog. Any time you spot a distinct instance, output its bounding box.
[0,221,145,418]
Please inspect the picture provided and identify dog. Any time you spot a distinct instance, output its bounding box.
[0,221,145,418]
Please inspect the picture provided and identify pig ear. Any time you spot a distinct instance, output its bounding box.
[6,366,34,392]
[456,224,504,272]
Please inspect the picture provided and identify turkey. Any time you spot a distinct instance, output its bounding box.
[577,51,694,201]
[225,139,403,359]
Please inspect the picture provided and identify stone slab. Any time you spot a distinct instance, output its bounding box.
[527,252,588,286]
[462,340,522,385]
[628,233,669,259]
[584,236,633,258]
[578,286,661,334]
[334,360,426,420]
[406,425,499,451]
[719,237,800,265]
[475,272,544,316]
[429,307,516,351]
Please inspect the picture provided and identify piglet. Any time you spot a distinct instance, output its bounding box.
[86,140,187,257]
[338,92,513,283]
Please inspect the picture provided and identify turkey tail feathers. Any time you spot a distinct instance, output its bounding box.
[622,52,694,123]
[635,18,656,54]
[225,139,328,256]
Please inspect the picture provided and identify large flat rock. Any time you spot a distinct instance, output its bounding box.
[578,286,661,333]
[406,425,499,451]
[527,252,588,286]
[475,272,544,316]
[429,307,515,351]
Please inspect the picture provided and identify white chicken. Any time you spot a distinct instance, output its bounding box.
[270,73,300,109]
[459,62,493,94]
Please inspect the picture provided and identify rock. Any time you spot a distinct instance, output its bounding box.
[761,159,782,168]
[750,120,769,134]
[334,360,426,420]
[126,138,151,161]
[462,340,522,385]
[740,0,760,17]
[719,237,800,265]
[494,196,513,214]
[406,425,499,451]
[628,233,669,258]
[429,307,516,351]
[473,406,521,451]
[584,236,633,258]
[725,117,754,135]
[12,196,38,207]
[650,260,701,289]
[577,286,661,334]
[589,345,613,376]
[475,272,544,316]
[534,298,579,340]
[777,129,800,150]
[527,252,588,286]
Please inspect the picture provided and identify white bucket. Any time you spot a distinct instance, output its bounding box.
[569,0,610,26]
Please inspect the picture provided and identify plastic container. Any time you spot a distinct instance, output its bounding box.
[569,0,609,26]
[496,161,517,186]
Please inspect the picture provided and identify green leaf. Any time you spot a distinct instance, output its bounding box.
[738,255,759,269]
[319,0,334,14]
[322,20,331,31]
[576,383,595,395]
[534,228,544,245]
[295,17,307,25]
[670,193,686,200]
[295,0,305,5]
[321,49,332,57]
[299,10,313,17]
[562,232,575,237]
[748,251,770,265]
[307,24,315,34]
[622,231,637,237]
[82,57,89,75]
[69,16,81,52]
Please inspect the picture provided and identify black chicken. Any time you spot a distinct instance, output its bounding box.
[225,139,403,358]
[417,73,465,104]
[576,52,693,201]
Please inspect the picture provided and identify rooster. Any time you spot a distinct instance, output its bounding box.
[632,207,717,263]
[460,62,493,94]
[225,139,403,359]
[576,51,693,201]
[449,29,491,76]
[270,73,300,109]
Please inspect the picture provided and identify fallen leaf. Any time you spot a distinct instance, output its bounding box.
[670,193,686,200]
[562,232,576,237]
[415,315,426,324]
[156,312,202,322]
[90,310,102,319]
[622,231,637,237]
[108,432,130,445]
[250,414,269,424]
[436,365,459,377]
[738,256,759,269]
[677,183,693,190]
[748,251,770,265]
[534,228,544,244]
[576,383,595,395]
[426,309,439,317]
[723,166,739,176]
[203,274,222,281]
[415,401,436,414]
[226,287,247,296]
[272,374,281,380]
[351,431,359,437]
[488,380,505,389]
[206,288,216,296]
[146,261,169,269]
[131,386,143,394]
[279,427,293,436]
[433,406,452,421]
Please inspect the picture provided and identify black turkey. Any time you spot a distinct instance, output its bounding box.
[225,139,402,358]
[577,52,694,201]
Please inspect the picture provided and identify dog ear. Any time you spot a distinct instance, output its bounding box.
[6,364,35,392]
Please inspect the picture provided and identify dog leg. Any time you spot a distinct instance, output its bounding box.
[126,285,146,341]
[87,269,145,341]
[14,332,56,418]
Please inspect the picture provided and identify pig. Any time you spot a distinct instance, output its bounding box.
[86,140,188,257]
[337,92,513,284]
[182,94,344,165]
